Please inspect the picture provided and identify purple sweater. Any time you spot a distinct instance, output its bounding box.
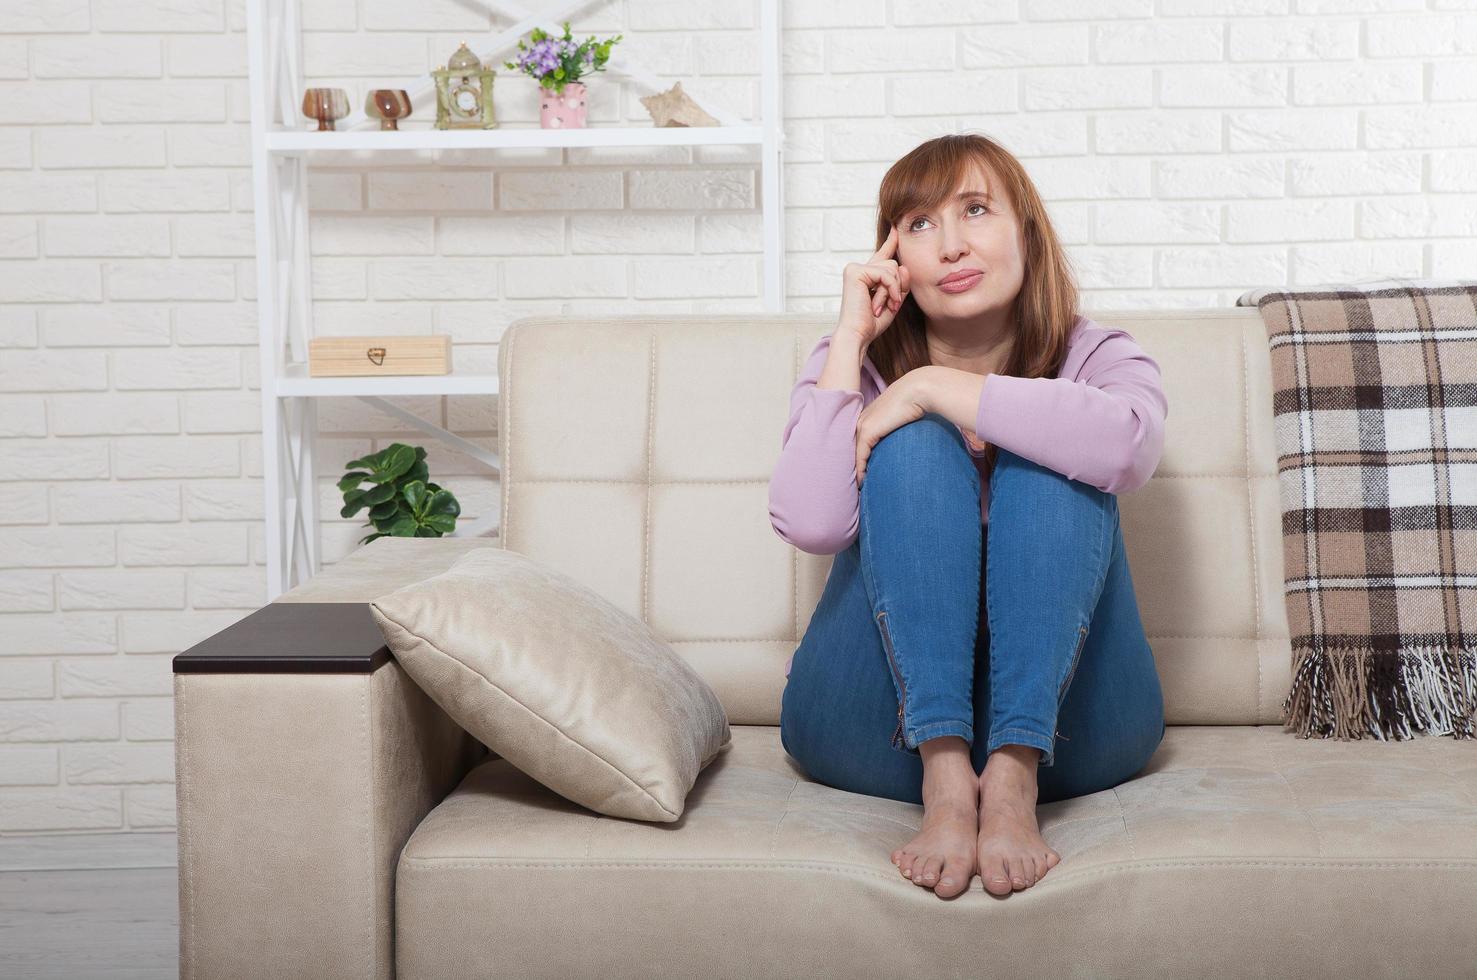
[769,313,1168,554]
[771,314,1168,676]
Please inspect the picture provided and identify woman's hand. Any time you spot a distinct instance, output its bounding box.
[855,368,934,487]
[836,225,913,348]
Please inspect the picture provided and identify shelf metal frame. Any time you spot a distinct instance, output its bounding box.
[245,0,786,598]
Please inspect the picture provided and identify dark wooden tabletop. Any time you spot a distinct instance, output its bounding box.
[172,601,389,674]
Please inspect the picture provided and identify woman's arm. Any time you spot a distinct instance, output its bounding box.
[768,333,876,555]
[920,331,1168,495]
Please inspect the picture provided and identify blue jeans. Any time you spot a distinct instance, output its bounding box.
[779,413,1166,807]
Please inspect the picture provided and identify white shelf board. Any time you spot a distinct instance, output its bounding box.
[266,124,767,154]
[274,366,499,398]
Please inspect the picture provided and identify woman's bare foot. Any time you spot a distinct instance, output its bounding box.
[976,744,1061,896]
[889,736,978,899]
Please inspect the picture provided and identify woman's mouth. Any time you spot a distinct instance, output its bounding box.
[938,271,983,294]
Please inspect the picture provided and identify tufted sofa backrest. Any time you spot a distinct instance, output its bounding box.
[496,309,1291,727]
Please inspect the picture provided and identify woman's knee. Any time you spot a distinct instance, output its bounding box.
[990,445,1116,514]
[991,445,1065,486]
[866,413,972,479]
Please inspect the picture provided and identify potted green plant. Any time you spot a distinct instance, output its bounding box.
[504,21,622,129]
[338,443,461,545]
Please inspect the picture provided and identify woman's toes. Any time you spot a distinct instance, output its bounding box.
[1007,857,1029,890]
[1045,848,1061,868]
[915,856,943,888]
[981,859,1012,896]
[935,857,971,898]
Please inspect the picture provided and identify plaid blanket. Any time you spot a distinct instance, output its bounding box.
[1237,279,1477,741]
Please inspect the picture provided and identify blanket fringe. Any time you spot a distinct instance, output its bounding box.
[1280,645,1477,741]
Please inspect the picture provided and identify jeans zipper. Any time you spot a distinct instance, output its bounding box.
[877,611,907,749]
[1058,625,1089,704]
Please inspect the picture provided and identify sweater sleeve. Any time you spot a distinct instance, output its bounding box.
[974,328,1168,495]
[767,334,872,555]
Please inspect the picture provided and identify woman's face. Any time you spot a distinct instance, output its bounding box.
[893,163,1026,335]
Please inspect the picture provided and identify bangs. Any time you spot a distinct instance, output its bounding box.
[888,155,996,223]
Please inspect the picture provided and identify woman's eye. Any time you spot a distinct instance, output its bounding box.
[908,202,987,232]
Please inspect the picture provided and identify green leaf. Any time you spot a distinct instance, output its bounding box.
[423,513,456,534]
[381,444,416,480]
[343,453,378,471]
[425,489,460,518]
[387,515,418,537]
[362,482,397,507]
[401,480,427,515]
[359,531,386,546]
[338,471,369,492]
[340,489,369,519]
[368,499,400,522]
[414,525,438,537]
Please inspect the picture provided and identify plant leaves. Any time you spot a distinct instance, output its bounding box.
[362,482,397,507]
[368,499,400,522]
[340,488,369,518]
[402,480,427,515]
[423,513,456,534]
[380,444,416,480]
[425,489,460,518]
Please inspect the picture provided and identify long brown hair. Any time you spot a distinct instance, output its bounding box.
[868,133,1081,472]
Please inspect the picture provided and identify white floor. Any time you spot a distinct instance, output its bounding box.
[0,832,178,980]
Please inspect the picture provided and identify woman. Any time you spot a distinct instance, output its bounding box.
[770,134,1169,901]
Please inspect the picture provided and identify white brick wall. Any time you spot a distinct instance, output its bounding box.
[2,0,1474,835]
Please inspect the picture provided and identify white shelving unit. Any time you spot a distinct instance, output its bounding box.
[246,0,787,599]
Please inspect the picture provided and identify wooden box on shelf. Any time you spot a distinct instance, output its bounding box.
[307,335,452,377]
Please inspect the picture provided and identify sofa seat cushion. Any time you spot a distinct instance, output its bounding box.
[395,724,1477,979]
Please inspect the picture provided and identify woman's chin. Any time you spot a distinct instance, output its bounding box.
[923,291,992,315]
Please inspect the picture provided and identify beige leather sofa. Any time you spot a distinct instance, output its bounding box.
[173,310,1477,979]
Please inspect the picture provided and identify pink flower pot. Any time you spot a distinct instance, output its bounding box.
[539,81,588,129]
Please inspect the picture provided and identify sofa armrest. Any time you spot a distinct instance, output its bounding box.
[173,601,488,980]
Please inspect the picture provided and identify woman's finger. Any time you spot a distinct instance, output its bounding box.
[869,225,898,264]
[868,266,902,309]
[872,284,887,318]
[869,268,900,316]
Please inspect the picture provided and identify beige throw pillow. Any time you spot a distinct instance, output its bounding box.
[369,546,731,822]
